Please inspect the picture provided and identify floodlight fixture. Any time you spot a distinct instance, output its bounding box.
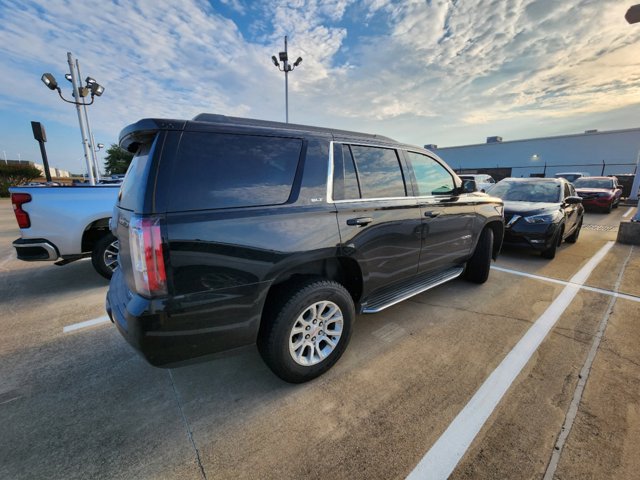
[65,73,73,82]
[91,83,104,96]
[97,143,105,150]
[271,55,280,67]
[85,76,96,85]
[41,73,58,90]
[293,57,303,67]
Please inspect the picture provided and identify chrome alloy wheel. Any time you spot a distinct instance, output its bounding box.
[103,240,119,272]
[288,301,344,366]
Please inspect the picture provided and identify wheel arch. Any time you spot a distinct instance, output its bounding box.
[81,217,112,253]
[482,219,504,260]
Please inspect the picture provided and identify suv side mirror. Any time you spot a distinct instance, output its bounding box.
[565,196,582,205]
[461,179,477,193]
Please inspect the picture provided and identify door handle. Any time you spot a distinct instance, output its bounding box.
[424,211,440,218]
[347,217,373,226]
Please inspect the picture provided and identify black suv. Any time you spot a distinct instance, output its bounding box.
[106,114,504,383]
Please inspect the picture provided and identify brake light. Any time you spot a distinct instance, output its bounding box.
[11,193,32,228]
[129,215,167,297]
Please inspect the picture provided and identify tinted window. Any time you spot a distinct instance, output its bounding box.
[332,143,360,200]
[119,135,157,212]
[405,152,455,196]
[349,145,406,198]
[170,132,302,210]
[490,181,562,203]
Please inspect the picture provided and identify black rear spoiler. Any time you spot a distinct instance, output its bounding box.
[119,118,186,153]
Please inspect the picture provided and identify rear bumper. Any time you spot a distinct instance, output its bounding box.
[13,238,59,261]
[580,197,614,208]
[105,268,264,367]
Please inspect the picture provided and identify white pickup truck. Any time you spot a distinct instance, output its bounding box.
[9,185,120,278]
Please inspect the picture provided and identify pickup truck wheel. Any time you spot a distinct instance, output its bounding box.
[258,279,355,383]
[91,233,119,280]
[464,227,493,284]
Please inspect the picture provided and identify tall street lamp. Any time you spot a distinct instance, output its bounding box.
[41,52,105,185]
[271,36,302,123]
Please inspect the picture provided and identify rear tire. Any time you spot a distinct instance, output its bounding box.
[258,279,355,383]
[91,233,119,280]
[464,227,493,284]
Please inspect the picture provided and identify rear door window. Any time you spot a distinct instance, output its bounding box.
[348,145,406,199]
[332,143,361,201]
[170,132,302,211]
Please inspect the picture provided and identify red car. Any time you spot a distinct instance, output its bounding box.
[573,176,622,213]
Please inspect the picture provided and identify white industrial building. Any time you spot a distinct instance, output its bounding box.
[429,128,640,196]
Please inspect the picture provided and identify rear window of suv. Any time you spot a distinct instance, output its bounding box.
[169,132,302,211]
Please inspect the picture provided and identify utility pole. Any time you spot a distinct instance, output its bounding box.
[67,52,95,185]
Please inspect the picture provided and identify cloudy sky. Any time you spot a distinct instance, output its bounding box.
[0,0,639,174]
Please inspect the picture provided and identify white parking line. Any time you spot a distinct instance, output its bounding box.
[406,241,614,480]
[623,206,635,218]
[491,266,640,303]
[63,315,110,333]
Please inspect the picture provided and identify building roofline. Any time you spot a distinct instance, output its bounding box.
[435,126,640,151]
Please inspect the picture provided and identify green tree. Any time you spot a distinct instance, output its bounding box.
[103,144,134,175]
[0,164,42,197]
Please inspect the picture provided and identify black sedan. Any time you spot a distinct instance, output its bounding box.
[490,178,584,259]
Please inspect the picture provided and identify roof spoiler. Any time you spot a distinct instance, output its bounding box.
[119,118,185,152]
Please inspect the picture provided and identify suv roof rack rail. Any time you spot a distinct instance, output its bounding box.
[192,113,396,142]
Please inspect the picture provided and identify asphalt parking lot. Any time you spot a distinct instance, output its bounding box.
[1,198,638,480]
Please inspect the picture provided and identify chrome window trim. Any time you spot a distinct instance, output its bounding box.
[326,140,335,203]
[327,141,413,204]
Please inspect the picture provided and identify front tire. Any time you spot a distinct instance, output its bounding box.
[258,279,355,383]
[566,218,582,243]
[464,227,493,284]
[91,233,119,280]
[541,226,563,259]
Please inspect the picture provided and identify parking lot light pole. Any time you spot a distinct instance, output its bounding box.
[66,53,95,185]
[271,36,303,123]
[41,52,105,185]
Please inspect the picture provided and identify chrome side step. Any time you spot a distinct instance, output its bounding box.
[361,266,464,314]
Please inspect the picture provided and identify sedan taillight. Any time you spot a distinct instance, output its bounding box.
[129,215,167,297]
[11,193,32,228]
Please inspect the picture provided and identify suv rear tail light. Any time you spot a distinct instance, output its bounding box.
[11,193,32,228]
[129,215,167,297]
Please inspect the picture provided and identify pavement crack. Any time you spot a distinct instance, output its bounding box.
[168,369,208,480]
[409,300,534,326]
[543,245,634,480]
